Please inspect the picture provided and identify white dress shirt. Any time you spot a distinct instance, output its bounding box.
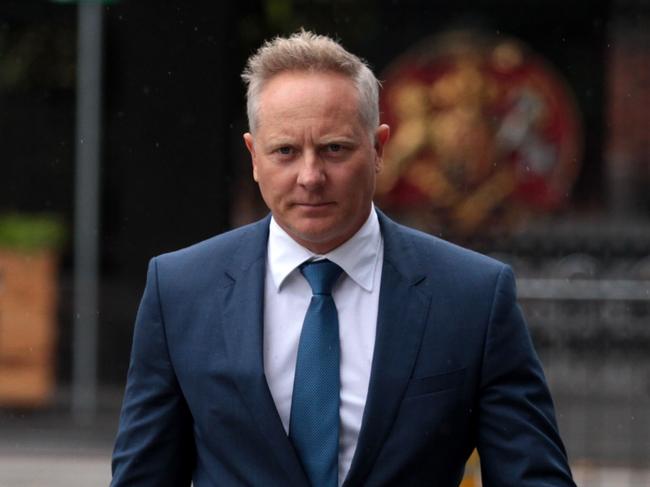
[263,207,384,485]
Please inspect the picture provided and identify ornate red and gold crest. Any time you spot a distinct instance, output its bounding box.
[376,30,582,236]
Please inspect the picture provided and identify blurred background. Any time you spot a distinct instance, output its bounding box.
[0,0,648,485]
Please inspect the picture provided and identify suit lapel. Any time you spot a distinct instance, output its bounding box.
[344,212,432,486]
[220,217,309,486]
[218,212,431,486]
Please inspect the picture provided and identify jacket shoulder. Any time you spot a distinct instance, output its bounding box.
[380,213,507,280]
[152,216,269,282]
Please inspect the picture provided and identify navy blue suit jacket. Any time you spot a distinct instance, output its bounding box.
[111,211,575,486]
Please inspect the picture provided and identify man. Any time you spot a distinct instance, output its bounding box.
[111,31,575,486]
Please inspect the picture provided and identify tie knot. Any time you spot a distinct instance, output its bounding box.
[300,259,343,295]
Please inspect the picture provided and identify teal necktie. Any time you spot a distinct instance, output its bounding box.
[289,259,343,487]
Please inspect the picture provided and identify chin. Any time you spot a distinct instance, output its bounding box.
[288,224,337,247]
[295,228,336,245]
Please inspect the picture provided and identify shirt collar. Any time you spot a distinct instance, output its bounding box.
[267,205,382,292]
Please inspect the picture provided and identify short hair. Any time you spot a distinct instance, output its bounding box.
[242,30,380,134]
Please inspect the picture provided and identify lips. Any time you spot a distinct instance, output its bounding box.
[293,202,335,207]
[292,202,336,214]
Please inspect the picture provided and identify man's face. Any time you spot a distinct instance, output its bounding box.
[243,71,390,254]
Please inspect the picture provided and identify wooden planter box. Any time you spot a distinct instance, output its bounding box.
[0,249,57,407]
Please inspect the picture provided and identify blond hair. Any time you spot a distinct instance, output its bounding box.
[242,30,380,133]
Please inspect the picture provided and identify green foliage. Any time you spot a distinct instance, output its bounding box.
[0,21,76,93]
[265,0,294,32]
[0,214,66,252]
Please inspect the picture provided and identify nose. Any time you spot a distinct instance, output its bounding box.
[296,151,325,189]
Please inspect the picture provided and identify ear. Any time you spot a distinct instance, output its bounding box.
[373,124,391,173]
[243,133,259,182]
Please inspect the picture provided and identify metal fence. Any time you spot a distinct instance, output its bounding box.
[515,253,650,485]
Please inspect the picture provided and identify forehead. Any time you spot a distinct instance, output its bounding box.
[255,71,361,128]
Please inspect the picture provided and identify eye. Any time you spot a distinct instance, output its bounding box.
[326,143,343,152]
[272,145,297,159]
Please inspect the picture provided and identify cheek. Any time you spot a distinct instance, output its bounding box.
[354,164,377,190]
[258,171,289,201]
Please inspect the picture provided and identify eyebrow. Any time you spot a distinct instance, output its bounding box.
[319,137,357,146]
[263,137,296,148]
[266,131,358,143]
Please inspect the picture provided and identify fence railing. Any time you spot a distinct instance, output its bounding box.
[502,254,650,486]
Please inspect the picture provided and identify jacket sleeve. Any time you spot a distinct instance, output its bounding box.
[111,258,195,486]
[477,265,575,487]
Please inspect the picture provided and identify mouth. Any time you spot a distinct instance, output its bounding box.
[292,202,336,213]
[294,202,335,207]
